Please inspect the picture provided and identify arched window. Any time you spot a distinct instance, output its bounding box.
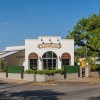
[42,51,57,70]
[28,53,38,70]
[61,53,71,68]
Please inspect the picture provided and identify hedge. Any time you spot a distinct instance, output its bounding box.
[0,66,6,72]
[25,69,64,75]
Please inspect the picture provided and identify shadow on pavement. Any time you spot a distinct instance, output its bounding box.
[88,96,100,100]
[0,81,7,85]
[0,81,33,90]
[0,89,65,100]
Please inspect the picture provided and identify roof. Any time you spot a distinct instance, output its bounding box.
[4,46,25,51]
[0,46,25,59]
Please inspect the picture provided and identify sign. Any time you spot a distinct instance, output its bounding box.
[38,43,61,49]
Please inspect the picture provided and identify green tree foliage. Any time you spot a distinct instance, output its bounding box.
[75,46,99,58]
[66,13,100,53]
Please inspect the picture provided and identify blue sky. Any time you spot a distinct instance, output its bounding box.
[0,0,100,50]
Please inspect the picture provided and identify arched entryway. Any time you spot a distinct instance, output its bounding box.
[42,51,57,70]
[28,53,38,70]
[61,53,71,68]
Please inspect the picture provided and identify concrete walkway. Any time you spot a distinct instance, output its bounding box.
[55,76,100,85]
[0,76,100,86]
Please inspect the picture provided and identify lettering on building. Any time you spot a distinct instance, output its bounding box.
[38,43,61,49]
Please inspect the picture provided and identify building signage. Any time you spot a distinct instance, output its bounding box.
[38,43,61,49]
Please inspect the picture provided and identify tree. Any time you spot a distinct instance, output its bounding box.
[66,13,100,53]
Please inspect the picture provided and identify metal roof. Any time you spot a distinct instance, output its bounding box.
[0,49,24,59]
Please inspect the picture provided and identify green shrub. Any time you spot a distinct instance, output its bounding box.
[25,69,64,75]
[96,65,100,71]
[51,69,64,74]
[36,70,52,75]
[0,66,6,72]
[90,64,97,71]
[25,69,35,74]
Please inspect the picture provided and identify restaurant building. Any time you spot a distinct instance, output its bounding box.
[0,36,74,70]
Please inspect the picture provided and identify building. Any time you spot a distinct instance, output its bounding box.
[0,36,74,70]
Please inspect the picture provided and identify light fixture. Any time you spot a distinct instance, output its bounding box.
[57,39,59,41]
[41,38,43,41]
[49,38,51,41]
[77,62,80,66]
[59,42,61,45]
[59,56,61,61]
[39,57,42,61]
[86,63,89,66]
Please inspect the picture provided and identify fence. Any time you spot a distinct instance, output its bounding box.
[8,66,22,73]
[66,65,78,73]
[6,66,24,79]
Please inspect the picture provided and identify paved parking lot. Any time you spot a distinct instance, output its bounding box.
[0,78,100,100]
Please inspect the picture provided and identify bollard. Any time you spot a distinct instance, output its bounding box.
[34,71,36,82]
[21,66,24,79]
[6,66,8,78]
[77,63,82,78]
[78,63,80,77]
[64,65,67,79]
[80,66,82,78]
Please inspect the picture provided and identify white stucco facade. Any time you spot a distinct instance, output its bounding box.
[24,36,74,70]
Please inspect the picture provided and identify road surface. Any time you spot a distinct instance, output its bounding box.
[0,80,100,100]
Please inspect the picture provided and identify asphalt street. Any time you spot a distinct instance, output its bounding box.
[0,80,100,100]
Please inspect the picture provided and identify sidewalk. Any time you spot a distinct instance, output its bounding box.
[0,78,32,84]
[0,76,100,85]
[55,76,100,85]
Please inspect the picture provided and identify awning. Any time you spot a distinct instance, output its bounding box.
[0,50,24,59]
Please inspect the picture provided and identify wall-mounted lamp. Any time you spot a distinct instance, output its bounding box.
[59,56,61,61]
[42,41,44,44]
[49,38,51,41]
[41,38,43,41]
[57,39,59,41]
[39,57,42,61]
[59,42,61,45]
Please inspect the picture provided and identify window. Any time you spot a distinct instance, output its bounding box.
[42,51,57,70]
[28,53,38,70]
[61,53,71,68]
[30,59,37,70]
[62,59,69,68]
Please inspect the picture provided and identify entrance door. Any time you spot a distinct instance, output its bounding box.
[42,51,57,70]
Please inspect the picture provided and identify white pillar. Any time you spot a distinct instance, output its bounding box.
[38,59,42,70]
[58,59,61,69]
[85,63,90,77]
[24,58,29,70]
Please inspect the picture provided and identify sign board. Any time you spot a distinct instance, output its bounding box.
[38,43,61,49]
